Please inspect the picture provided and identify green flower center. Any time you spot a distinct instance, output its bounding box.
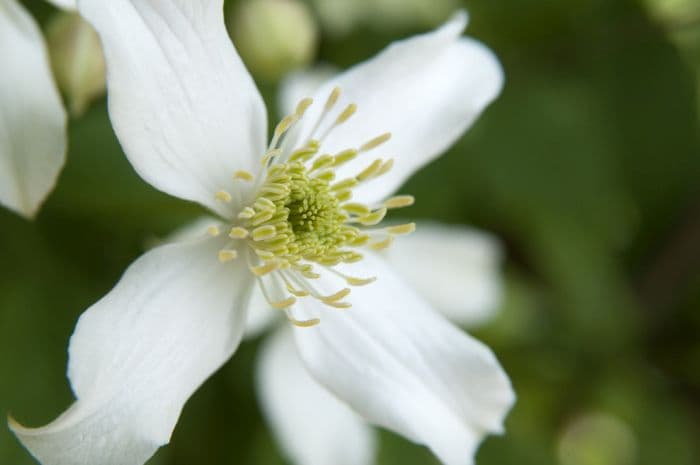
[210,87,416,327]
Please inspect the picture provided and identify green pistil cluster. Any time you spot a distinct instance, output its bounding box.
[242,161,366,268]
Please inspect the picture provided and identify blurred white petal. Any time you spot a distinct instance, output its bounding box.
[0,0,67,218]
[257,327,376,465]
[384,223,504,327]
[11,238,254,465]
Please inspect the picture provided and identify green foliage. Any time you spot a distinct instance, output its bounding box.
[2,0,699,464]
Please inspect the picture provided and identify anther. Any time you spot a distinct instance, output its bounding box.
[335,190,352,202]
[311,154,334,172]
[229,227,249,239]
[274,115,296,138]
[333,149,358,166]
[215,190,232,203]
[321,288,351,303]
[286,310,321,328]
[286,285,311,297]
[233,170,255,181]
[325,86,341,110]
[386,223,416,235]
[218,250,238,263]
[238,207,255,220]
[346,276,376,286]
[251,261,281,276]
[289,147,318,162]
[270,296,296,310]
[261,148,282,167]
[295,97,313,117]
[377,159,394,176]
[255,249,276,260]
[207,225,221,237]
[358,208,387,226]
[356,159,383,181]
[369,236,394,250]
[360,132,392,152]
[335,103,357,125]
[384,195,415,209]
[332,178,359,191]
[324,301,352,309]
[252,225,277,241]
[342,203,371,216]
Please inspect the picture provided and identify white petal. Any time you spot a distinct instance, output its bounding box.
[257,327,376,465]
[77,0,268,216]
[292,253,514,465]
[244,285,277,339]
[296,11,503,204]
[162,217,277,339]
[10,238,255,465]
[45,0,76,10]
[382,222,504,327]
[164,216,223,243]
[0,0,67,218]
[278,65,339,116]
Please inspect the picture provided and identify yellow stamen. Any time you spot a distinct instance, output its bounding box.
[321,288,351,303]
[386,223,416,235]
[384,195,415,209]
[215,190,232,203]
[335,103,357,125]
[207,225,221,237]
[218,250,238,263]
[369,236,394,250]
[270,296,297,309]
[233,170,254,181]
[229,227,249,239]
[356,159,383,181]
[325,86,341,110]
[360,132,392,152]
[295,97,313,117]
[252,225,277,241]
[251,261,280,276]
[286,311,321,328]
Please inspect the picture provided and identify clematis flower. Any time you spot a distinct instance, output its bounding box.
[10,2,514,465]
[0,0,73,218]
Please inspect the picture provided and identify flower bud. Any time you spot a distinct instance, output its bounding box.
[229,0,318,82]
[46,12,106,117]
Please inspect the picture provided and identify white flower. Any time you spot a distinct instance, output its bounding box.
[0,0,72,218]
[10,3,514,465]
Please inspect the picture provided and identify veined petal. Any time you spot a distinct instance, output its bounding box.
[383,223,504,327]
[77,0,268,216]
[257,327,376,465]
[296,11,503,204]
[293,253,514,465]
[0,0,67,218]
[46,0,76,10]
[10,238,255,465]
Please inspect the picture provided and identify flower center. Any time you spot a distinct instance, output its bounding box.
[210,87,415,327]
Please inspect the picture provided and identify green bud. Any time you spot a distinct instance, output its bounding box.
[229,0,318,82]
[46,12,106,117]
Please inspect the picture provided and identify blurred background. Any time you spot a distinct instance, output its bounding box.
[2,0,699,464]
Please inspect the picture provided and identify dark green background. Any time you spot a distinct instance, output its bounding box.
[2,0,699,464]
